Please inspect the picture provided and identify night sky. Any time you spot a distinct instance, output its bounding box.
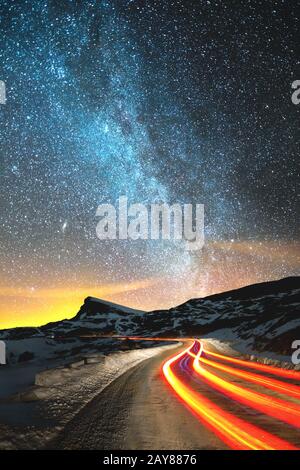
[0,0,299,328]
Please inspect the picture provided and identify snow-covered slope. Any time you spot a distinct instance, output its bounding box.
[1,277,299,363]
[0,299,147,364]
[138,277,300,356]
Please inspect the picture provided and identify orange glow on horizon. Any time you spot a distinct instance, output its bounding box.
[0,278,158,329]
[0,240,299,329]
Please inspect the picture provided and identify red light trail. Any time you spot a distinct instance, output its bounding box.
[162,340,300,450]
[197,353,300,399]
[204,348,300,380]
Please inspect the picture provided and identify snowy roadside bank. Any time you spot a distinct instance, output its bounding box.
[203,338,300,370]
[0,342,179,450]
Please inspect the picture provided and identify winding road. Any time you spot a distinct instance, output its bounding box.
[49,340,300,450]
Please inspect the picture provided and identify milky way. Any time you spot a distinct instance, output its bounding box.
[0,0,299,327]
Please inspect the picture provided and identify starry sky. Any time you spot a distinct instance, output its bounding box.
[0,0,299,328]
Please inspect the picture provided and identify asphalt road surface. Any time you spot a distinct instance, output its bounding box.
[48,341,300,450]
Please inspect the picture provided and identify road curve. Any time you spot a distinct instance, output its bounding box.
[48,343,226,449]
[164,340,300,450]
[48,340,300,450]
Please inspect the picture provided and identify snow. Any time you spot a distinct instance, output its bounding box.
[83,297,145,315]
[270,319,300,336]
[0,342,178,450]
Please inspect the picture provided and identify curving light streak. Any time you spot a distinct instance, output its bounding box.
[194,352,300,399]
[193,341,300,429]
[204,348,300,380]
[162,342,297,450]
